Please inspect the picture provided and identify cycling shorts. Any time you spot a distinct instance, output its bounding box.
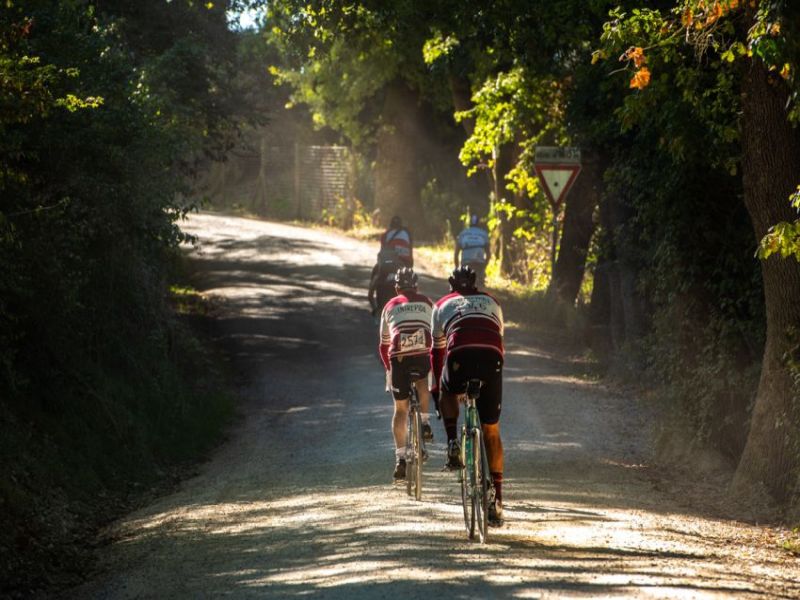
[441,347,503,424]
[390,353,430,401]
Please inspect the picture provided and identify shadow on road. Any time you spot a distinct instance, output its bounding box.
[70,214,799,599]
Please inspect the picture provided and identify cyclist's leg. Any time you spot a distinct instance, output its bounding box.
[376,283,395,314]
[392,398,409,453]
[410,354,432,429]
[475,350,504,515]
[439,391,459,438]
[440,351,468,444]
[389,357,412,474]
[482,422,504,487]
[441,350,470,468]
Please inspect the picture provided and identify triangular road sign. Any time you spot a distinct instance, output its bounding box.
[534,164,581,207]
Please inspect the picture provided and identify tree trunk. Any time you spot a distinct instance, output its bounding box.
[550,153,602,304]
[493,142,517,275]
[374,80,426,234]
[732,58,800,503]
[449,74,474,135]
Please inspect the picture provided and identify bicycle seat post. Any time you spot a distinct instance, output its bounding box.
[466,379,482,407]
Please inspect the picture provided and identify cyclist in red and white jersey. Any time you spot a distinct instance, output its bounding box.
[380,215,413,268]
[430,266,505,526]
[379,267,434,481]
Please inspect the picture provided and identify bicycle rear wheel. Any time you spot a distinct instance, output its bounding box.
[473,429,489,543]
[406,406,416,497]
[460,426,475,539]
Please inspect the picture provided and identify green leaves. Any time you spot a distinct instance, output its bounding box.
[758,187,800,262]
[422,31,460,65]
[54,93,104,112]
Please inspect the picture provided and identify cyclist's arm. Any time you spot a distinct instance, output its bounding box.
[453,241,460,268]
[379,312,391,370]
[430,307,446,392]
[497,303,505,337]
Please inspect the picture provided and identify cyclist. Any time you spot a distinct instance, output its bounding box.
[379,267,434,481]
[430,266,505,526]
[368,216,413,316]
[454,214,490,287]
[381,215,413,268]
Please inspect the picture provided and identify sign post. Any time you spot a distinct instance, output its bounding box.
[534,146,582,277]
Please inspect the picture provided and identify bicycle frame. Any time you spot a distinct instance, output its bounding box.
[405,373,426,501]
[460,378,491,542]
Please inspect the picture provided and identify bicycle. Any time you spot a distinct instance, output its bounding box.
[405,368,427,501]
[459,378,492,543]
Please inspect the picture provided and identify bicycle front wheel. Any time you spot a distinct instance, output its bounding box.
[460,426,475,539]
[473,428,489,543]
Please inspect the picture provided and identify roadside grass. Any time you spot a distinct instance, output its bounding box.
[782,527,800,555]
[0,265,234,597]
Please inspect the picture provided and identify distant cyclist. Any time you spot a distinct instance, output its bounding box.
[454,214,490,287]
[379,268,435,481]
[368,216,413,316]
[430,266,505,526]
[381,215,413,268]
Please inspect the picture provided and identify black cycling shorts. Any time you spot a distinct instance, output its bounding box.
[390,353,430,401]
[441,347,503,425]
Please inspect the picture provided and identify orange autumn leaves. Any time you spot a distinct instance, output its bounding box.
[621,1,749,91]
[624,46,650,90]
[682,0,743,29]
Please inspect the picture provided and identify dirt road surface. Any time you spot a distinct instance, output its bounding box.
[70,213,799,599]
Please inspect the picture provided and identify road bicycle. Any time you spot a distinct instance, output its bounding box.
[405,368,427,501]
[459,378,492,543]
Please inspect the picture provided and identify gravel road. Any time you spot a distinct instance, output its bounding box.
[69,212,799,599]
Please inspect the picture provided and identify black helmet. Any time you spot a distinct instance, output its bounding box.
[394,267,418,290]
[448,265,476,291]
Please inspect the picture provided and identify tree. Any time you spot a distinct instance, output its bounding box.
[601,0,800,504]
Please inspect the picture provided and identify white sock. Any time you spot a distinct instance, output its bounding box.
[422,413,431,424]
[395,447,406,460]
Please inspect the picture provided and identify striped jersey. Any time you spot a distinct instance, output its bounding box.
[430,290,504,390]
[379,291,434,370]
[380,228,413,266]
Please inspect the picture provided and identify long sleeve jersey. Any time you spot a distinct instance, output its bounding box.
[430,290,504,391]
[379,291,434,370]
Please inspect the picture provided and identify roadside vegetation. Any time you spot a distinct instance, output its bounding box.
[0,1,258,594]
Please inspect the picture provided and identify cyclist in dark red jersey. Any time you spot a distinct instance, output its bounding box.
[430,266,505,526]
[380,215,413,268]
[379,268,434,481]
[368,216,413,317]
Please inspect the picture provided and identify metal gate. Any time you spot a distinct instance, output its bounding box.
[202,142,354,221]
